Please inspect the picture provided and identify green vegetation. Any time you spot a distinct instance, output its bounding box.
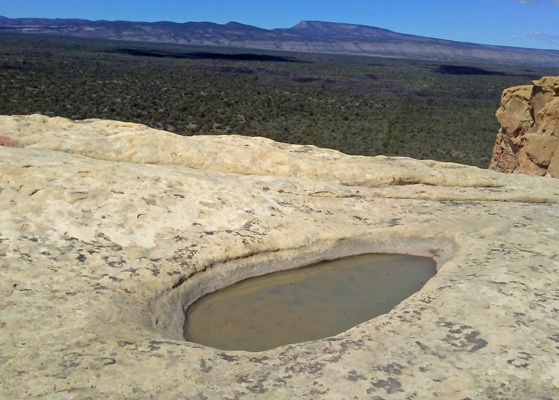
[1,34,556,167]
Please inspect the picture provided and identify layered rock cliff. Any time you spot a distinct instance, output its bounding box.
[489,76,559,178]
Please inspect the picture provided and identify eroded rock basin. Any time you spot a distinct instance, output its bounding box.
[184,254,436,351]
[2,115,559,399]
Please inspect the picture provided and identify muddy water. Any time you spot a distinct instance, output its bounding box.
[183,254,436,352]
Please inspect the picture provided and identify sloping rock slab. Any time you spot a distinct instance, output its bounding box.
[1,115,559,399]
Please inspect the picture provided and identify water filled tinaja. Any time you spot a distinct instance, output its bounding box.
[183,253,436,351]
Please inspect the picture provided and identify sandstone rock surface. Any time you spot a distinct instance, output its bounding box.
[489,76,559,178]
[1,115,559,399]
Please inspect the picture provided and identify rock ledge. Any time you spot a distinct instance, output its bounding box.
[1,115,559,399]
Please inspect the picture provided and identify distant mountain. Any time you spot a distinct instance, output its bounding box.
[1,17,559,66]
[278,21,408,40]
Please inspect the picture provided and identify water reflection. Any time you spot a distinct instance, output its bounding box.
[184,253,436,351]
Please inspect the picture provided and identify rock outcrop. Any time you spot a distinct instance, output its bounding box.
[1,115,559,399]
[489,76,559,178]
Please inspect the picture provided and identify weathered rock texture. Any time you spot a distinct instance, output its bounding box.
[1,115,559,399]
[489,76,559,178]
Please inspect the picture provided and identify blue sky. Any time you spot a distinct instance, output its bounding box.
[1,0,559,50]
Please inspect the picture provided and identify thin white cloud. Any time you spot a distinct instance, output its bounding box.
[529,32,559,42]
[509,31,559,48]
[509,0,559,4]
